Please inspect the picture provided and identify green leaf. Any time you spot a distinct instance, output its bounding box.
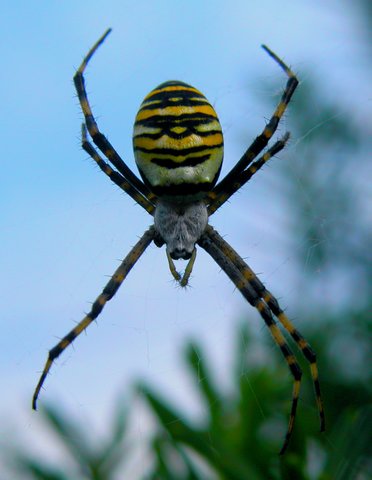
[185,341,223,430]
[139,383,263,480]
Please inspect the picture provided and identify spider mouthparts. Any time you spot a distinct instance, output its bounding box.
[170,248,192,260]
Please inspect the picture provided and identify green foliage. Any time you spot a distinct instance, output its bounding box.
[8,307,371,479]
[9,400,129,480]
[139,314,372,480]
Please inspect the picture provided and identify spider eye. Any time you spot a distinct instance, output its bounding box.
[133,80,224,198]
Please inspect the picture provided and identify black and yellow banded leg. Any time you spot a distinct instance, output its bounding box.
[32,227,155,410]
[212,46,298,199]
[262,292,325,432]
[198,228,302,454]
[255,298,302,455]
[81,124,157,215]
[207,132,290,215]
[73,29,151,198]
[205,225,325,433]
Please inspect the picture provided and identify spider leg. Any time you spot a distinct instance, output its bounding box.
[198,226,304,454]
[210,46,298,212]
[200,226,325,452]
[166,248,197,287]
[81,124,156,215]
[73,29,152,199]
[207,132,290,215]
[32,226,155,410]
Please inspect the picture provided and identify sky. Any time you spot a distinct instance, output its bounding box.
[1,0,370,474]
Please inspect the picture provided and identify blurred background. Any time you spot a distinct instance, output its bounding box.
[1,1,370,478]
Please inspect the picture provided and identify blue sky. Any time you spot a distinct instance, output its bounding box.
[1,0,370,472]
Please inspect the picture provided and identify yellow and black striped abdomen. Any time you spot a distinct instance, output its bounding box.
[133,81,223,198]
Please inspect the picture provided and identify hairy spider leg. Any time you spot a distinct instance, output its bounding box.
[198,225,304,454]
[81,124,156,214]
[32,227,155,410]
[207,132,290,215]
[73,28,153,201]
[209,45,298,212]
[206,226,325,434]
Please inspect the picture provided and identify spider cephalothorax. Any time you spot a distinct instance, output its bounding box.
[154,199,208,260]
[33,29,325,454]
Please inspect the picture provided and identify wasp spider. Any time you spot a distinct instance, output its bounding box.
[33,29,325,454]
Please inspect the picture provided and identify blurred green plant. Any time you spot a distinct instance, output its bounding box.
[7,308,371,479]
[9,400,129,480]
[139,313,372,480]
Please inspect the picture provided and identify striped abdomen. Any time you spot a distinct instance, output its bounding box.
[133,81,223,199]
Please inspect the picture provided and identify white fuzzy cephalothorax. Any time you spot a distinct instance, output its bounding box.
[154,199,208,259]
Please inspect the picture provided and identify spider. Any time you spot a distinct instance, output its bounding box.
[33,28,325,454]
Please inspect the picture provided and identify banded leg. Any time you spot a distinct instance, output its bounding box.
[81,124,157,215]
[211,45,298,205]
[206,225,325,432]
[198,226,302,454]
[73,29,151,199]
[32,227,155,410]
[207,132,290,215]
